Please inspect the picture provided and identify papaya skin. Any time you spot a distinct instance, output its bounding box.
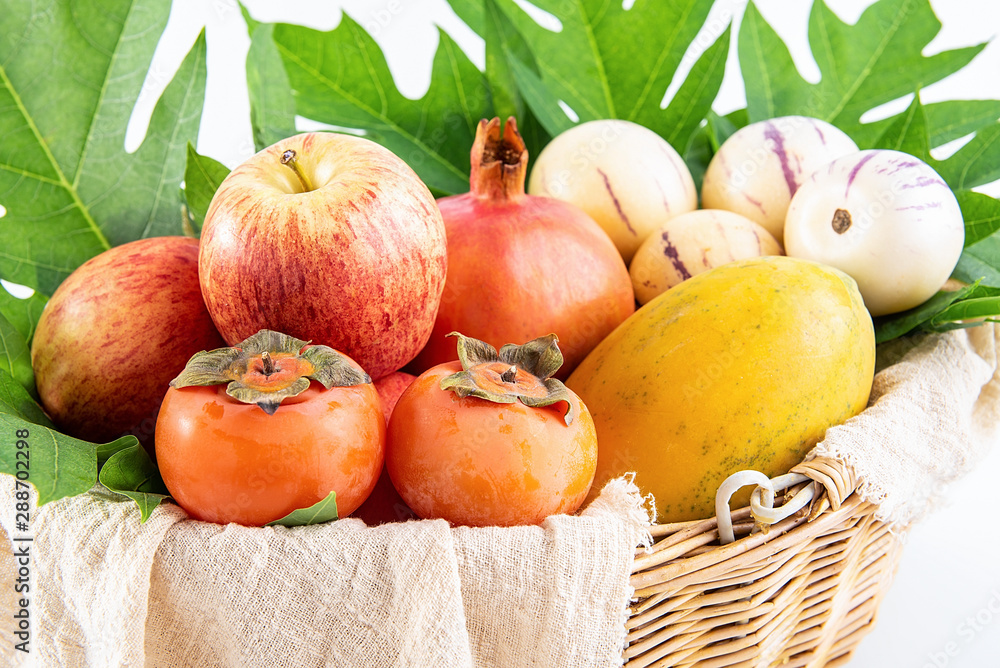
[566,255,875,523]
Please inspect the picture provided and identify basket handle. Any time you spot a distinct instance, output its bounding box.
[715,456,858,544]
[789,456,859,510]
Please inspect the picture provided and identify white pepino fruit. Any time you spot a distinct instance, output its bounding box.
[629,209,783,304]
[783,149,965,317]
[527,119,697,263]
[701,116,859,243]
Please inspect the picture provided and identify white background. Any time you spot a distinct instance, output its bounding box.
[137,1,1000,666]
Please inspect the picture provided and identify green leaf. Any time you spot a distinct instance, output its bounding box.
[929,286,1000,327]
[95,437,137,469]
[244,14,297,151]
[706,110,743,151]
[272,16,492,195]
[490,0,727,153]
[872,92,931,159]
[183,144,230,228]
[684,124,713,196]
[1,360,144,506]
[447,0,485,35]
[869,94,1000,192]
[2,363,149,508]
[739,0,987,145]
[860,99,1000,149]
[953,194,1000,287]
[0,413,96,505]
[921,101,1000,146]
[484,0,525,123]
[954,247,1000,287]
[934,123,1000,192]
[662,26,732,152]
[0,313,34,397]
[873,284,978,343]
[98,442,169,522]
[483,0,550,166]
[0,2,208,295]
[266,491,339,527]
[0,414,139,506]
[505,56,575,136]
[0,286,48,347]
[738,2,813,122]
[957,190,1000,247]
[0,367,52,429]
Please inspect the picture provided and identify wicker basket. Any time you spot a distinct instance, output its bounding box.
[625,456,902,667]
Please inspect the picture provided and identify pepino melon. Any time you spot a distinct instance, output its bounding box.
[566,256,875,523]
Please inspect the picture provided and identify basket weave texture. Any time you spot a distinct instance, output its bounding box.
[626,457,901,667]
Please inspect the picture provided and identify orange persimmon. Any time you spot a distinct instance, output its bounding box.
[155,330,384,526]
[386,333,597,527]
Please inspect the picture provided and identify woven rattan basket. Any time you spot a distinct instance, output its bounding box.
[625,456,901,667]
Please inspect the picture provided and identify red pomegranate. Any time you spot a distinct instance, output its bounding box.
[409,117,634,379]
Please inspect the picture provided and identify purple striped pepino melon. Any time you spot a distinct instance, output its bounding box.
[629,209,783,304]
[701,116,858,245]
[527,119,697,263]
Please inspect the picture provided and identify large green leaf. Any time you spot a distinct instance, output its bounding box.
[483,0,550,165]
[0,366,52,429]
[739,0,987,146]
[0,286,47,347]
[0,364,149,507]
[934,124,1000,192]
[183,143,230,229]
[243,9,297,152]
[0,413,99,506]
[861,99,1000,149]
[0,0,207,296]
[0,314,34,397]
[869,92,1000,192]
[447,0,485,35]
[872,91,931,158]
[954,191,1000,287]
[488,0,729,153]
[271,14,492,195]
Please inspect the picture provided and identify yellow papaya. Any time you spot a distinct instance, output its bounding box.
[566,256,875,523]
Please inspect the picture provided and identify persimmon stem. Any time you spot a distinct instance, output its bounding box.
[261,351,275,376]
[281,150,315,192]
[501,365,518,383]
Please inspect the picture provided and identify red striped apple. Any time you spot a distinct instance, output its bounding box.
[31,237,226,452]
[198,132,447,380]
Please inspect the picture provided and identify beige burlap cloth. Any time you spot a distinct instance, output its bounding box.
[807,323,1000,528]
[1,475,651,668]
[2,324,998,667]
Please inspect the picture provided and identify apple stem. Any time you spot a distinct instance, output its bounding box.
[261,351,275,376]
[280,150,315,192]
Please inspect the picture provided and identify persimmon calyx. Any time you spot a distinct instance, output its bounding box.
[439,332,575,426]
[169,329,370,415]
